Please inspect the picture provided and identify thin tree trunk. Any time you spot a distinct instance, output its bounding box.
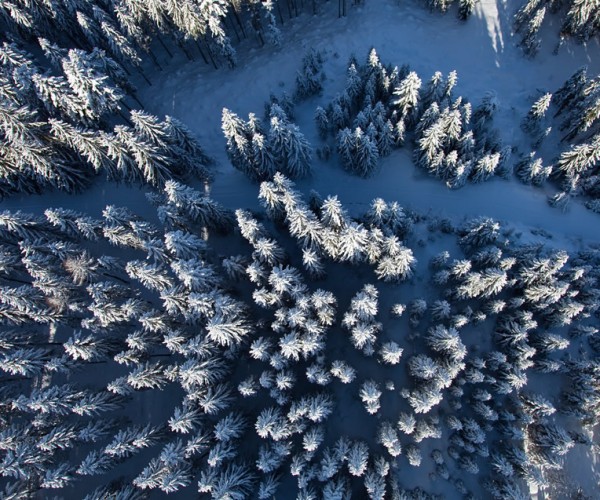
[227,11,241,42]
[157,34,174,58]
[230,1,247,38]
[204,38,219,70]
[276,1,285,24]
[175,38,194,61]
[147,48,163,70]
[102,272,129,284]
[194,39,210,65]
[138,68,152,86]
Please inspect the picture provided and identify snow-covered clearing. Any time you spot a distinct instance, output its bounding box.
[138,0,599,242]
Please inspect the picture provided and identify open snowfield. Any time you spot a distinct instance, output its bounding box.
[2,1,600,499]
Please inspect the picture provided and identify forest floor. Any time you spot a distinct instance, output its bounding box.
[3,0,600,498]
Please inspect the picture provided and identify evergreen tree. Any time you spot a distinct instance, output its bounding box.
[315,106,330,140]
[222,107,252,174]
[519,6,546,56]
[458,0,475,20]
[522,93,552,135]
[555,134,600,182]
[392,71,421,124]
[337,127,379,177]
[359,380,382,414]
[295,48,324,99]
[61,49,125,121]
[516,152,552,185]
[268,104,312,178]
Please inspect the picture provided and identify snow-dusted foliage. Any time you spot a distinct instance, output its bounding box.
[515,67,600,212]
[222,104,311,180]
[320,50,504,187]
[295,49,325,100]
[1,5,600,499]
[360,380,383,415]
[515,0,600,56]
[1,185,599,498]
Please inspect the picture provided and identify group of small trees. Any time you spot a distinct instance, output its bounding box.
[420,0,476,21]
[315,49,506,185]
[222,105,312,181]
[421,215,599,497]
[518,66,600,212]
[257,173,417,280]
[514,0,600,56]
[1,0,347,199]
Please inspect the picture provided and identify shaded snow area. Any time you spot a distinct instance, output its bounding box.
[2,1,600,500]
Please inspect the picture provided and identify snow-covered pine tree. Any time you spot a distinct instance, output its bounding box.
[295,48,324,99]
[161,114,213,180]
[222,107,254,174]
[518,6,546,56]
[522,92,552,136]
[268,104,312,178]
[516,152,552,185]
[392,71,421,125]
[336,127,379,177]
[359,380,382,414]
[330,360,357,383]
[378,421,402,457]
[162,180,234,231]
[61,48,125,121]
[458,0,475,20]
[315,106,330,140]
[379,341,403,365]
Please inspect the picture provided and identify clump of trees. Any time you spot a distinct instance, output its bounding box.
[0,181,598,498]
[222,105,312,181]
[517,67,600,213]
[316,49,506,185]
[0,39,214,197]
[514,0,600,57]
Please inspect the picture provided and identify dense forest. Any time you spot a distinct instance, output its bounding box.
[0,0,599,499]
